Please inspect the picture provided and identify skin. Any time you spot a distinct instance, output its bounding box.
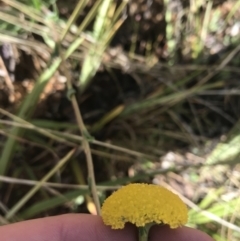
[0,214,215,241]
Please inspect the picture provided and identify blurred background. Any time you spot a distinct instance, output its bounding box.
[0,0,240,240]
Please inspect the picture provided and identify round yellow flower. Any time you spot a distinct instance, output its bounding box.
[101,183,188,229]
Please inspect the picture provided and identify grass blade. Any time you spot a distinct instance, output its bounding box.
[5,148,75,220]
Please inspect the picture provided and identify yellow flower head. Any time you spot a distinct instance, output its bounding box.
[101,183,188,229]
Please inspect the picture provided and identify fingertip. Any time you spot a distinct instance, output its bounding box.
[58,214,137,241]
[150,225,214,241]
[0,214,137,241]
[0,214,214,241]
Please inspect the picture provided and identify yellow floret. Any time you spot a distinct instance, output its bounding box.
[101,183,188,229]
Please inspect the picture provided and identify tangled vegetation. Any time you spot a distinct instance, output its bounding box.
[0,1,240,240]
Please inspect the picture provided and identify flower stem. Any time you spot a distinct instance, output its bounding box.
[138,227,148,241]
[138,224,154,241]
